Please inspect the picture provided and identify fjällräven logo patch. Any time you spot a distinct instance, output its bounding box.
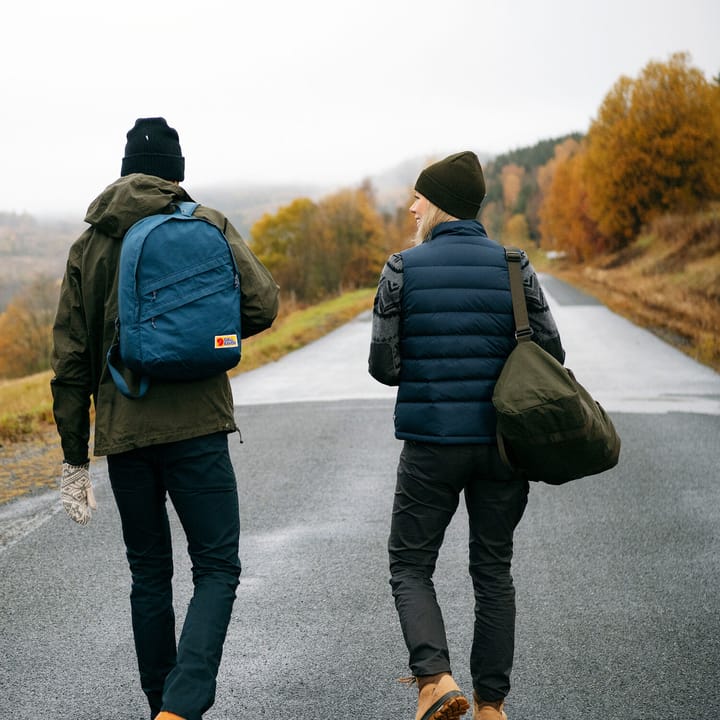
[215,334,239,348]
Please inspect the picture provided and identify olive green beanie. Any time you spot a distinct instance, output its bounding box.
[414,151,486,219]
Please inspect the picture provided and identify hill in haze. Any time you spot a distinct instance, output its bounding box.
[0,213,81,310]
[191,151,486,235]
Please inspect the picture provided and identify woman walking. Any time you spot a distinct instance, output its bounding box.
[369,151,565,720]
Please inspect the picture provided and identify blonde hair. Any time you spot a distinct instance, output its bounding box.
[413,200,458,245]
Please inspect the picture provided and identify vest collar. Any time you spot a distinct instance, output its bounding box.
[428,219,488,242]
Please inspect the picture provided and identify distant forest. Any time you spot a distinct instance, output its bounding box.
[480,132,585,243]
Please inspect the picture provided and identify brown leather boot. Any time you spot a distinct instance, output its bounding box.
[415,673,470,720]
[473,692,507,720]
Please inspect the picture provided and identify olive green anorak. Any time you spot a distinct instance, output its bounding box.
[51,174,279,464]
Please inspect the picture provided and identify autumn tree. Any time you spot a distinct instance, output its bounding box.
[250,184,392,303]
[503,214,530,247]
[538,143,603,261]
[500,164,525,211]
[585,52,720,246]
[250,197,317,301]
[312,185,388,295]
[536,137,580,198]
[479,201,504,240]
[382,188,417,254]
[0,275,59,378]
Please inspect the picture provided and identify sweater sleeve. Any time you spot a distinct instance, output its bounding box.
[368,253,403,386]
[520,254,566,364]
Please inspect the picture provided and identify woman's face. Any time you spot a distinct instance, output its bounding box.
[409,192,429,228]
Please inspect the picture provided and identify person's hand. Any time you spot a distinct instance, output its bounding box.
[60,462,97,525]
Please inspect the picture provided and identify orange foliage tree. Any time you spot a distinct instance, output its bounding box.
[500,164,525,211]
[249,197,317,301]
[479,200,504,240]
[584,52,720,246]
[538,144,603,261]
[503,214,530,247]
[312,185,388,295]
[536,137,579,198]
[251,183,395,303]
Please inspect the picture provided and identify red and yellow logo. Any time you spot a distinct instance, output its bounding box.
[215,334,238,348]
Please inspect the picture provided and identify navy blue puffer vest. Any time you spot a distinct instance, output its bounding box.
[394,220,515,444]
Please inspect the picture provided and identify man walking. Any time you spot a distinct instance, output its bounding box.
[51,117,279,720]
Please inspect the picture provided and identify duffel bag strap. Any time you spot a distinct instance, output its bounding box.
[505,248,533,343]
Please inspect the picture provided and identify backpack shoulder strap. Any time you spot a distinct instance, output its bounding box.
[175,201,199,216]
[504,247,533,343]
[106,341,150,399]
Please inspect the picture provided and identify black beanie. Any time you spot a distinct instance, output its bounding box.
[414,151,486,219]
[121,117,185,181]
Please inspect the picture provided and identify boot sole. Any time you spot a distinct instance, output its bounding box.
[419,691,470,720]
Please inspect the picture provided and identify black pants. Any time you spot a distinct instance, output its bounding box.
[107,432,241,720]
[388,441,528,702]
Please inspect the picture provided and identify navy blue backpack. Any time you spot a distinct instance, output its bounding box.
[107,201,241,398]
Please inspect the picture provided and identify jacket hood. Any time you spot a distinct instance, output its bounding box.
[84,173,193,238]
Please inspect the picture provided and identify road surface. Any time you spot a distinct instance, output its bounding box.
[1,276,719,720]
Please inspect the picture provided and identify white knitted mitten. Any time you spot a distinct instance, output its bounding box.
[60,462,97,525]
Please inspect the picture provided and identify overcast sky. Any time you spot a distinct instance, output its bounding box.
[2,0,718,217]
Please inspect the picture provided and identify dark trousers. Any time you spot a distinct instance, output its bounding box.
[388,441,528,702]
[107,432,241,720]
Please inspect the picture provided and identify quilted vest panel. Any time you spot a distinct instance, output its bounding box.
[394,221,515,444]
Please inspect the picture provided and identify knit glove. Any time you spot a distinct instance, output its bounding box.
[60,461,97,525]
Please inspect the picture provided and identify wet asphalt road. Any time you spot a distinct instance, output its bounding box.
[1,277,719,720]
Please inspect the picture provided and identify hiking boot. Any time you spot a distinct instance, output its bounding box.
[154,713,186,720]
[415,673,470,720]
[473,692,507,720]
